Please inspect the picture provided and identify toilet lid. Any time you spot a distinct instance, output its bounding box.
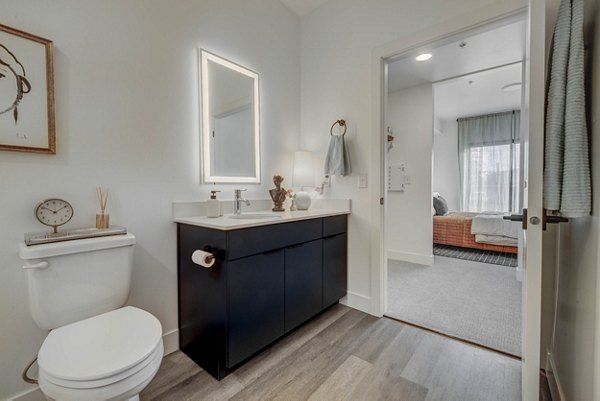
[38,306,162,382]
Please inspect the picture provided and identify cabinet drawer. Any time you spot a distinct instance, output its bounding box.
[227,219,322,260]
[323,215,347,237]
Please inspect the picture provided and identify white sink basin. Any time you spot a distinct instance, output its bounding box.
[228,213,283,220]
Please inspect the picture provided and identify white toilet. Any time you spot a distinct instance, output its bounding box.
[19,234,164,401]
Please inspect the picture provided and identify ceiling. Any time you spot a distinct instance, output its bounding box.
[433,62,522,121]
[387,19,526,94]
[279,0,330,16]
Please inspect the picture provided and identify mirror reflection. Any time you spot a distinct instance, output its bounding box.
[200,50,260,183]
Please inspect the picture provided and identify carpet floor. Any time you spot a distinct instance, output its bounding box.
[387,256,522,356]
[433,244,518,267]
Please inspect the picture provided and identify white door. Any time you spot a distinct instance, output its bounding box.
[521,0,556,399]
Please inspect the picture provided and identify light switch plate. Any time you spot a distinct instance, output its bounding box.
[404,175,411,184]
[358,173,368,188]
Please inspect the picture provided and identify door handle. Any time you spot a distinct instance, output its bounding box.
[542,210,569,230]
[503,208,569,231]
[503,208,528,230]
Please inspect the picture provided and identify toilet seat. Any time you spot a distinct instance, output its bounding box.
[38,306,163,391]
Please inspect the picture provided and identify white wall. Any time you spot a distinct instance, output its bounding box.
[300,0,527,312]
[548,0,600,399]
[386,86,433,264]
[433,119,461,211]
[0,1,300,399]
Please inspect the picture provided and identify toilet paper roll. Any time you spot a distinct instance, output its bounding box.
[191,250,216,268]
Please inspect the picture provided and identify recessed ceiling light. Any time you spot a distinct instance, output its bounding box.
[501,82,522,92]
[415,53,432,61]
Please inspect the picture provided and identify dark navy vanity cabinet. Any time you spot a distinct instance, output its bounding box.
[177,214,348,380]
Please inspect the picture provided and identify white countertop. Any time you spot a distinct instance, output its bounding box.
[174,208,349,231]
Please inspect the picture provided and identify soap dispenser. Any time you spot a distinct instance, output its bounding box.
[206,190,221,218]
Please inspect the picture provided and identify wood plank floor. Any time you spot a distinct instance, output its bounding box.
[141,304,521,401]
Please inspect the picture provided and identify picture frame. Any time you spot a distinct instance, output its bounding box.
[0,24,55,154]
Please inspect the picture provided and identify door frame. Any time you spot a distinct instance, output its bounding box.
[369,1,541,400]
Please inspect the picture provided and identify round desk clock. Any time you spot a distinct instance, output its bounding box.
[35,198,74,233]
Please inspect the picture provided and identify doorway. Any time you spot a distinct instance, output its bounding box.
[370,1,550,399]
[383,17,526,358]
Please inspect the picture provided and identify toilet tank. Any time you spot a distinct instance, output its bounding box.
[19,234,136,330]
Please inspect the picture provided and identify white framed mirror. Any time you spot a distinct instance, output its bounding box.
[199,50,260,183]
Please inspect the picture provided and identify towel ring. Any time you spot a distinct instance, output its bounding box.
[330,119,347,137]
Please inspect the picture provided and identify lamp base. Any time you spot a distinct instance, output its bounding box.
[295,192,311,210]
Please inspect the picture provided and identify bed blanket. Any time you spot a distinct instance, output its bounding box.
[475,234,518,246]
[471,214,519,239]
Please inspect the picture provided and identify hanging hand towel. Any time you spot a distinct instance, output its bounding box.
[543,0,591,217]
[324,135,352,177]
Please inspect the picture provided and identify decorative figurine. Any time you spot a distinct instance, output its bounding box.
[269,175,287,212]
[287,189,298,211]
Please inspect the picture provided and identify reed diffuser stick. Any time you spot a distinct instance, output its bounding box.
[96,187,110,229]
[97,187,109,213]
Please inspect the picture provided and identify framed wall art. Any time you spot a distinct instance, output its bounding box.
[0,24,55,154]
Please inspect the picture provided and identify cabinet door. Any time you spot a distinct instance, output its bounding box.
[323,234,347,308]
[228,250,284,367]
[285,239,322,332]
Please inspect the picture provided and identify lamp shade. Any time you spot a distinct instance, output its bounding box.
[293,151,315,188]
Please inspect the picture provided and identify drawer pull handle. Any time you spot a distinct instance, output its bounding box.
[192,250,216,268]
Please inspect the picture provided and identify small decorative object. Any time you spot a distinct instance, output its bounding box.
[387,126,395,151]
[287,189,298,211]
[35,198,74,233]
[295,192,311,210]
[96,187,110,229]
[269,175,287,212]
[0,24,55,154]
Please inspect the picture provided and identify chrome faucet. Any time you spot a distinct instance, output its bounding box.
[233,189,250,215]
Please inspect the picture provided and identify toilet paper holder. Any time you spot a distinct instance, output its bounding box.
[191,247,223,268]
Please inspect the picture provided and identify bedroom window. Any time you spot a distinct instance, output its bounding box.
[464,143,520,212]
[458,110,520,213]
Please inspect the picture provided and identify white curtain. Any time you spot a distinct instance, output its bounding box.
[458,111,520,213]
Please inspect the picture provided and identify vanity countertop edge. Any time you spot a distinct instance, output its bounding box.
[174,208,350,231]
[173,200,351,231]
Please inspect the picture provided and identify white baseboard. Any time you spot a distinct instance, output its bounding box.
[340,291,371,314]
[387,250,434,266]
[547,353,565,401]
[9,387,44,401]
[162,328,179,355]
[9,329,180,401]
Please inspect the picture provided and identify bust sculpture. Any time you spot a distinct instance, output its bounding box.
[269,175,287,212]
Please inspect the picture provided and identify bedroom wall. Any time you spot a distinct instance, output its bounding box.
[433,119,461,212]
[0,1,300,399]
[386,85,434,265]
[547,0,600,399]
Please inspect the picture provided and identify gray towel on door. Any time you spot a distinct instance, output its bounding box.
[543,0,591,217]
[324,135,351,177]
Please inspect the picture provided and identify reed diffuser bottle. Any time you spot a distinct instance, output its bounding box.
[96,187,110,229]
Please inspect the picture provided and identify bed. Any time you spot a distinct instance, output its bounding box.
[433,212,518,254]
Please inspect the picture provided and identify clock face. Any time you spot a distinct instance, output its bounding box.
[35,198,74,231]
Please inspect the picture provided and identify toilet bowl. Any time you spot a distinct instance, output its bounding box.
[37,306,163,401]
